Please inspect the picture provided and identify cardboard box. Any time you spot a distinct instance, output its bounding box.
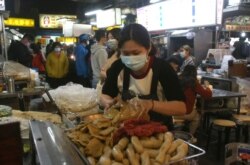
[228,61,248,78]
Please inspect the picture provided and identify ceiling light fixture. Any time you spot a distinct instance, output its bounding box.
[90,22,97,25]
[241,32,246,38]
[121,15,127,19]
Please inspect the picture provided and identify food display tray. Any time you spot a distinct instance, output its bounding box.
[64,115,206,165]
[169,141,205,165]
[71,137,205,165]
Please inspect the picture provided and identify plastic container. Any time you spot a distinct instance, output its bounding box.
[7,77,15,93]
[0,105,12,117]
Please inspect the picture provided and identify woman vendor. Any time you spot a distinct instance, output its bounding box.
[100,24,186,130]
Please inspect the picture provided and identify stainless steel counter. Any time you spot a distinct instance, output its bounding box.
[29,120,88,165]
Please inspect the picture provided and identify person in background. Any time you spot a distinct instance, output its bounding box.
[106,28,121,58]
[30,43,45,74]
[8,33,34,68]
[100,28,122,80]
[174,65,212,140]
[107,28,121,40]
[85,36,95,83]
[213,54,236,75]
[232,36,250,59]
[36,41,46,61]
[66,45,77,84]
[46,39,54,57]
[91,29,108,88]
[100,24,186,130]
[206,53,216,65]
[46,42,69,89]
[172,47,184,66]
[75,34,91,87]
[100,39,120,80]
[180,45,195,72]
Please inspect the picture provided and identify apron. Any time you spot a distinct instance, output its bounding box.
[121,67,174,130]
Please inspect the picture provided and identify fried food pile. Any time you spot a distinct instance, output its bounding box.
[67,117,116,157]
[108,103,150,125]
[67,115,189,165]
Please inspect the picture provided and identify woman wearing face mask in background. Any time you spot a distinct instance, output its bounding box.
[180,45,195,72]
[100,28,121,80]
[46,42,69,89]
[100,24,186,130]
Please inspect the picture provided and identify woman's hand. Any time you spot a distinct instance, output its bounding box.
[100,94,117,111]
[129,98,154,117]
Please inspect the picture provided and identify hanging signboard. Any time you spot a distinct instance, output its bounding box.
[96,8,121,28]
[225,16,250,31]
[39,14,77,29]
[0,0,5,11]
[4,17,35,27]
[137,0,222,31]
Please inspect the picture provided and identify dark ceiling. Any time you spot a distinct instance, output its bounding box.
[5,0,149,20]
[3,0,149,35]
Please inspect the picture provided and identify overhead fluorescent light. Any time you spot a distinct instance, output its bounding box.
[85,10,101,16]
[90,22,97,25]
[150,0,161,3]
[121,15,127,19]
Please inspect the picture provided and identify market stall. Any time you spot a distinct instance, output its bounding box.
[0,80,207,165]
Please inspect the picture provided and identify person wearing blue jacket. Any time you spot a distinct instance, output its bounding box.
[75,34,91,87]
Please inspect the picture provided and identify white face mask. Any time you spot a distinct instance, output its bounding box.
[54,47,61,52]
[180,51,185,58]
[120,54,148,71]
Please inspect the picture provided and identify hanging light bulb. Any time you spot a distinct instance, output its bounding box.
[240,32,246,38]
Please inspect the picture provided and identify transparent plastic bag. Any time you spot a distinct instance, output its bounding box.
[44,83,98,114]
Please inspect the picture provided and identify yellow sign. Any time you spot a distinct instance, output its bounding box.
[57,37,77,43]
[4,18,35,27]
[40,14,77,29]
[106,25,121,31]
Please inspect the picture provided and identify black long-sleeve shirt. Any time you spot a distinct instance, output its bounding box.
[8,41,33,68]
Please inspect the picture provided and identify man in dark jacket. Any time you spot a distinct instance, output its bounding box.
[232,36,250,59]
[8,33,34,68]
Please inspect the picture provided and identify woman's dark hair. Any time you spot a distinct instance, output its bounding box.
[167,56,180,66]
[107,28,121,41]
[23,33,34,42]
[180,65,197,90]
[119,24,156,56]
[51,42,61,51]
[119,23,150,50]
[149,42,157,56]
